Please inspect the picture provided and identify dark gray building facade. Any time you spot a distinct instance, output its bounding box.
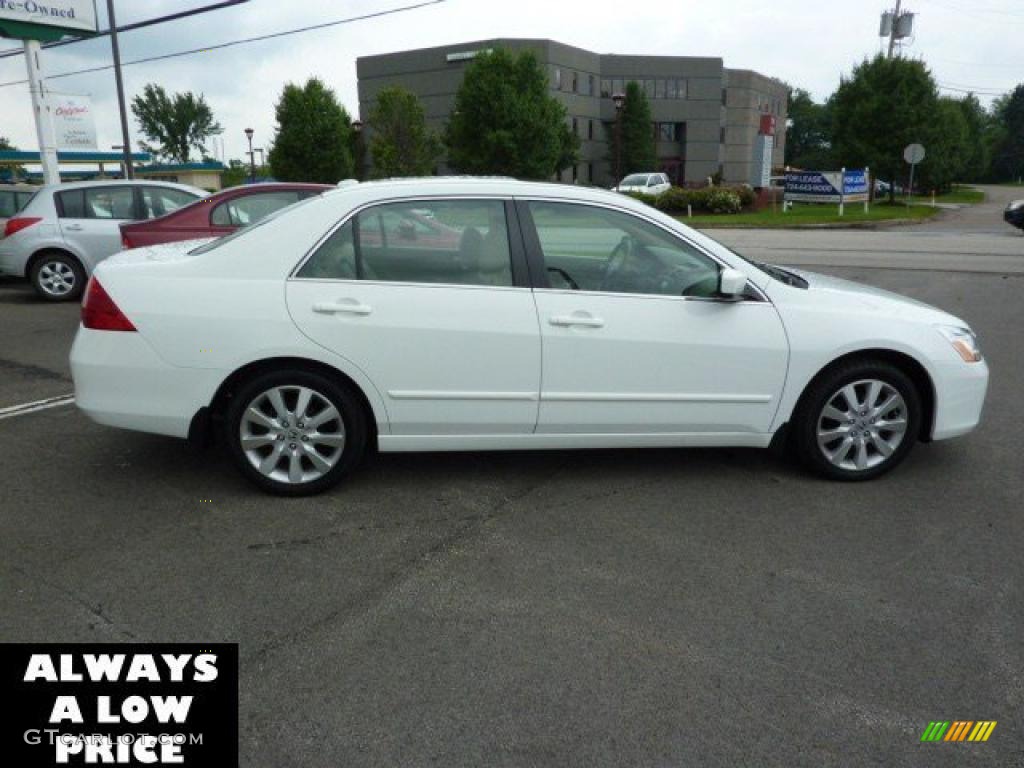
[357,38,788,187]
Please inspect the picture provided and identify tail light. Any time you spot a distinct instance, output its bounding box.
[81,277,136,332]
[4,216,42,238]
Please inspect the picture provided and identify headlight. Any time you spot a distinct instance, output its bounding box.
[936,325,982,363]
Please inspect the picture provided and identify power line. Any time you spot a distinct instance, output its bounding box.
[0,0,447,89]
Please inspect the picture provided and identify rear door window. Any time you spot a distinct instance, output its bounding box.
[140,186,200,218]
[0,191,16,218]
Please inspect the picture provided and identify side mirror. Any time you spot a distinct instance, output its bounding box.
[718,268,748,298]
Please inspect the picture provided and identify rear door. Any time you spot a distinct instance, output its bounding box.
[287,197,542,437]
[56,186,137,270]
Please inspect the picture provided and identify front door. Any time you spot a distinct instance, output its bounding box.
[519,200,788,436]
[287,198,541,437]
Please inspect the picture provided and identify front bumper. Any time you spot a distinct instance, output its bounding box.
[1004,209,1024,230]
[931,357,989,440]
[71,327,223,439]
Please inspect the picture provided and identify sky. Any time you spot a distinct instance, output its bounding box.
[0,0,1021,164]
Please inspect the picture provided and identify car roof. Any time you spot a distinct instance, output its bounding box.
[324,176,644,209]
[214,182,334,197]
[36,179,203,193]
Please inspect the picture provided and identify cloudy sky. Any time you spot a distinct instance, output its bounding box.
[0,0,1020,163]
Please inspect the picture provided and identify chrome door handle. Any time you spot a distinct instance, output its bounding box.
[313,300,372,316]
[64,224,83,231]
[549,313,604,328]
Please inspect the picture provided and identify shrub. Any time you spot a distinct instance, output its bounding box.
[704,189,742,214]
[654,186,690,213]
[622,190,659,207]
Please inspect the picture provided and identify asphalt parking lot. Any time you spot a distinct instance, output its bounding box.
[1,193,1022,766]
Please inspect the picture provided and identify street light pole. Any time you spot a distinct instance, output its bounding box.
[106,0,135,179]
[244,127,255,183]
[612,92,626,187]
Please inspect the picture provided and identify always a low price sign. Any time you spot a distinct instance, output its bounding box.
[2,644,238,766]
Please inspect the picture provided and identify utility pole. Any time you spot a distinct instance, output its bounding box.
[887,0,901,58]
[106,0,134,179]
[22,40,60,185]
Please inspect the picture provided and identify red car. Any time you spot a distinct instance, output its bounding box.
[119,183,332,248]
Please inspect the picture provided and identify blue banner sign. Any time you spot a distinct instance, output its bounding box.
[785,169,868,203]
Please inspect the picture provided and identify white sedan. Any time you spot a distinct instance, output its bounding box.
[70,178,988,495]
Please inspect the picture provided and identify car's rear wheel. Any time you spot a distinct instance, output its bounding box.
[30,251,85,302]
[793,360,922,481]
[225,369,368,495]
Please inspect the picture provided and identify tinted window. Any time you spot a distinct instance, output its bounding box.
[81,187,135,219]
[16,191,36,210]
[211,191,303,227]
[0,191,16,218]
[528,202,722,298]
[297,200,513,288]
[56,189,85,218]
[141,186,198,218]
[296,220,357,280]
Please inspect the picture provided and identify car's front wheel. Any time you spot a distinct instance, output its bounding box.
[793,360,922,481]
[225,369,368,495]
[30,251,86,301]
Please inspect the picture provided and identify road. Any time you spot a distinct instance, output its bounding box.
[0,192,1021,766]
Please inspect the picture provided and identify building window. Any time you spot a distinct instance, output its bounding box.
[657,123,674,141]
[678,79,687,99]
[587,74,595,96]
[655,79,666,99]
[720,126,726,144]
[613,78,624,95]
[644,79,655,98]
[553,67,562,90]
[572,164,578,183]
[588,162,594,182]
[572,117,578,136]
[600,78,611,98]
[588,119,594,141]
[571,71,578,92]
[722,88,728,106]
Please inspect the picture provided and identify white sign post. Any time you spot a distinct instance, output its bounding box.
[0,1,99,185]
[903,143,926,205]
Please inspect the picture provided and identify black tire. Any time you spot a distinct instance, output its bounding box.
[224,369,368,496]
[29,250,86,302]
[792,359,922,481]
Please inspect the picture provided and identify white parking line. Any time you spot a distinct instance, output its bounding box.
[0,394,76,420]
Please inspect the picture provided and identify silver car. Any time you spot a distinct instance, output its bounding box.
[0,184,39,239]
[0,180,204,301]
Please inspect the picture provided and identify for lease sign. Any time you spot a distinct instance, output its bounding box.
[0,0,98,35]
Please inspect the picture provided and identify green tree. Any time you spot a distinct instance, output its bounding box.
[130,83,223,164]
[917,97,970,193]
[831,55,940,199]
[444,48,579,179]
[367,86,441,178]
[990,85,1024,182]
[0,136,27,180]
[956,94,991,182]
[269,78,354,183]
[785,88,833,169]
[607,81,656,179]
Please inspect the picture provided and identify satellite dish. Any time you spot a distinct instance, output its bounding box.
[904,143,926,164]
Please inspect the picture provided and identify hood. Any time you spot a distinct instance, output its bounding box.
[102,238,216,267]
[773,266,967,326]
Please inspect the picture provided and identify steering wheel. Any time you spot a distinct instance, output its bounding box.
[601,235,634,291]
[547,266,579,290]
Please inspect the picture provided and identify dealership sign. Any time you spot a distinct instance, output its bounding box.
[784,169,869,204]
[0,0,98,41]
[53,94,97,149]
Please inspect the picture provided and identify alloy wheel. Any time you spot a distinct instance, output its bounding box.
[38,261,76,297]
[239,385,346,485]
[816,379,908,472]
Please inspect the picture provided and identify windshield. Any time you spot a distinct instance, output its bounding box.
[189,194,319,256]
[620,174,650,187]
